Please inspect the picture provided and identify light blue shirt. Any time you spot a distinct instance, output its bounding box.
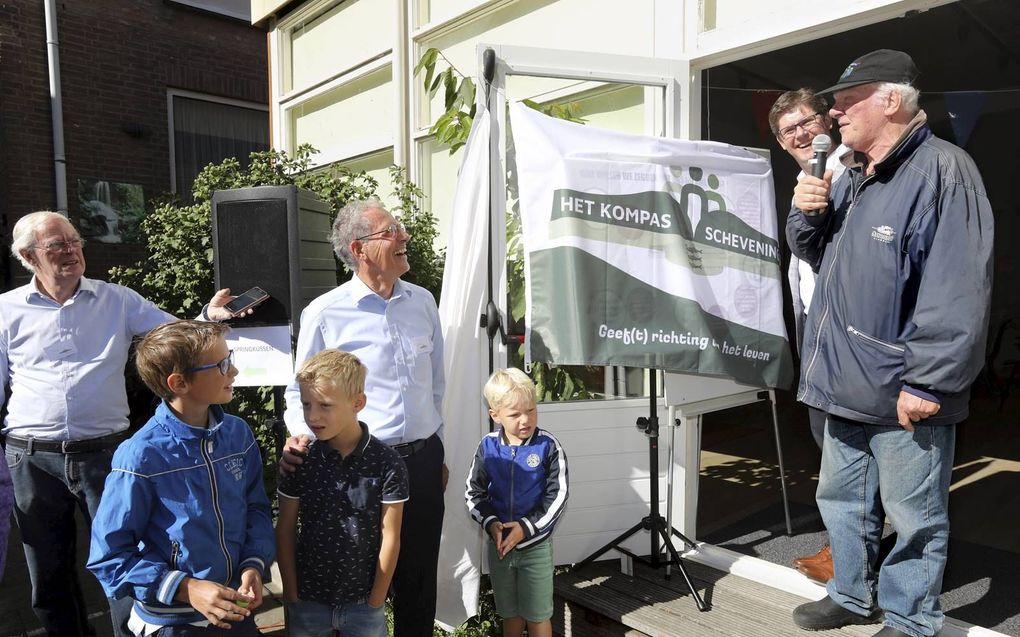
[285,276,445,446]
[0,277,175,440]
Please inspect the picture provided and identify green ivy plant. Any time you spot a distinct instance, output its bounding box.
[414,47,477,155]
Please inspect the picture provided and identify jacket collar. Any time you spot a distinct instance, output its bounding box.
[500,427,537,446]
[842,110,931,176]
[154,400,226,441]
[873,109,931,174]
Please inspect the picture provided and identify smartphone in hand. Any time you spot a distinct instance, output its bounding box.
[224,286,270,316]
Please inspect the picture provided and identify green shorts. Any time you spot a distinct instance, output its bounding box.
[487,538,554,622]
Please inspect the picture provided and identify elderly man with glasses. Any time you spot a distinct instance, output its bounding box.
[788,51,993,637]
[281,197,447,637]
[0,211,241,636]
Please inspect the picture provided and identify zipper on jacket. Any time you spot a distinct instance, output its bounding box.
[509,445,517,521]
[170,541,180,571]
[802,172,875,389]
[199,437,232,584]
[847,325,905,353]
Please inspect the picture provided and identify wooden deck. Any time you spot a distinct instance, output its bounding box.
[554,559,880,637]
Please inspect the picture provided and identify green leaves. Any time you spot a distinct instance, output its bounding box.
[414,47,477,154]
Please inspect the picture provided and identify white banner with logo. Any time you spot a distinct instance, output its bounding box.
[511,102,793,388]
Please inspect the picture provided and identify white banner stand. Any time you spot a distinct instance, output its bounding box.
[662,373,792,539]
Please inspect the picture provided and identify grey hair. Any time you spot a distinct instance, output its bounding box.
[330,197,386,270]
[11,211,76,273]
[874,82,920,116]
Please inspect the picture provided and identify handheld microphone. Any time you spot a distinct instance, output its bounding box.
[809,134,831,179]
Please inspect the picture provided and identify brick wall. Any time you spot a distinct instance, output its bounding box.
[0,0,267,288]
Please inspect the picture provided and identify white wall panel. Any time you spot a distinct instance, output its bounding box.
[288,67,394,164]
[536,398,677,566]
[290,0,395,91]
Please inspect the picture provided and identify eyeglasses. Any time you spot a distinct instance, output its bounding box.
[185,350,234,375]
[777,113,824,141]
[32,238,85,253]
[355,222,407,242]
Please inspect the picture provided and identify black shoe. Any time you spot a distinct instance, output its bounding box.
[792,596,882,631]
[871,627,912,637]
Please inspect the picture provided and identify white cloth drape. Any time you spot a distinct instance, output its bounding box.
[434,108,493,630]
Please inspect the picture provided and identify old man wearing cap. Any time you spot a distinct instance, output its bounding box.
[787,50,993,637]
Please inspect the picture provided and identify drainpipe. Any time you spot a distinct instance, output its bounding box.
[394,0,410,171]
[44,0,68,213]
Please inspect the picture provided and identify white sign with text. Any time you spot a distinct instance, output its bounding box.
[226,325,293,387]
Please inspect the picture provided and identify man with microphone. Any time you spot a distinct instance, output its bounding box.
[788,50,993,637]
[767,88,848,584]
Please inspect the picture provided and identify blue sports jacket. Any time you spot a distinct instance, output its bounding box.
[787,112,994,425]
[87,402,275,627]
[465,427,568,549]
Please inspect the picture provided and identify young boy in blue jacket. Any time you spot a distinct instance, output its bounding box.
[466,368,568,637]
[88,320,275,636]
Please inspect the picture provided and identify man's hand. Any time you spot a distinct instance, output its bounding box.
[206,289,238,322]
[236,568,263,611]
[279,435,312,475]
[441,463,449,492]
[896,390,940,432]
[176,577,250,629]
[793,170,833,214]
[498,521,525,558]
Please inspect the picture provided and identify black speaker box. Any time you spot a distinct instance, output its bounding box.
[211,186,336,333]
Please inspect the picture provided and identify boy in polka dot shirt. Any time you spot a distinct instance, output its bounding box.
[276,350,409,637]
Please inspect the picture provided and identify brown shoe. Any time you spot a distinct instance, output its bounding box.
[794,544,831,568]
[797,548,834,583]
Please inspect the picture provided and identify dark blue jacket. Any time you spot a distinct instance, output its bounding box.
[787,113,994,425]
[465,427,568,549]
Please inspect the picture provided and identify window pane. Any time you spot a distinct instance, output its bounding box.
[288,67,393,162]
[172,96,268,201]
[341,150,397,211]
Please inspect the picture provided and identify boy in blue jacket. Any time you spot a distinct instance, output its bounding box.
[465,368,568,637]
[88,320,275,636]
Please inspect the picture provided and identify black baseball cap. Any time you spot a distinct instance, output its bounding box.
[818,49,919,96]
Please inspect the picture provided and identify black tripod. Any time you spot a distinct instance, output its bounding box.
[574,369,708,611]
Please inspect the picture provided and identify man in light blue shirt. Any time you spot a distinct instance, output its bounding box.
[283,198,446,637]
[0,211,238,637]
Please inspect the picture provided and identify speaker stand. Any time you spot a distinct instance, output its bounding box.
[573,369,708,611]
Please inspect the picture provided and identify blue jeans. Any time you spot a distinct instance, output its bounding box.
[0,454,14,579]
[5,444,132,637]
[286,599,387,637]
[818,417,955,637]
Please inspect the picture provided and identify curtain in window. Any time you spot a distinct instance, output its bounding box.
[173,96,268,200]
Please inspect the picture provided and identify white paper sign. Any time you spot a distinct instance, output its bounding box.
[226,325,294,387]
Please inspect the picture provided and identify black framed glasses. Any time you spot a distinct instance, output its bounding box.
[32,238,85,253]
[355,221,407,242]
[185,350,234,375]
[777,113,823,141]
